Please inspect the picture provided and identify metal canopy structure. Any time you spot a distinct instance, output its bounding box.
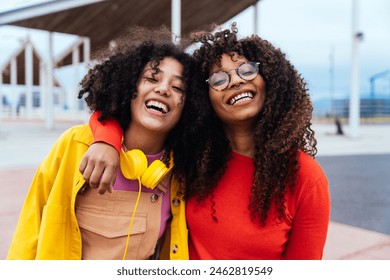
[1,0,258,84]
[0,0,258,127]
[1,0,258,53]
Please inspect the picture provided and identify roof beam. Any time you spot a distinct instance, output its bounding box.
[0,0,107,25]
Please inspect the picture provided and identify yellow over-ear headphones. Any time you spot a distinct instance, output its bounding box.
[120,148,171,189]
[119,148,172,260]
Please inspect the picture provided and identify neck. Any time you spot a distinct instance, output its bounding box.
[123,124,167,154]
[224,123,255,158]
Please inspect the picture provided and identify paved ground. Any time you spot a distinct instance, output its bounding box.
[317,154,390,234]
[0,118,389,259]
[311,123,390,259]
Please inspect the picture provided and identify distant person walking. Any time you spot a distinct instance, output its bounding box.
[335,117,344,135]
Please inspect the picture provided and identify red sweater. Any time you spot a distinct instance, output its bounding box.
[186,151,330,260]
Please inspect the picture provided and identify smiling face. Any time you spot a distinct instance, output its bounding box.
[130,57,185,135]
[208,53,266,127]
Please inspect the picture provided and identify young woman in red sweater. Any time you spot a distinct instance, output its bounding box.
[82,24,331,260]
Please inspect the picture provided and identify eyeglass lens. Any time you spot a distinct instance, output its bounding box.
[207,62,259,91]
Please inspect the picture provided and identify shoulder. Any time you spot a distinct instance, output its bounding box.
[47,124,93,156]
[297,151,326,176]
[295,151,328,192]
[58,124,93,145]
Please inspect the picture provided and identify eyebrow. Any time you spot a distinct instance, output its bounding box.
[143,67,184,81]
[215,61,248,72]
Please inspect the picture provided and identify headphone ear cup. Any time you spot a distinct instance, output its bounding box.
[120,149,148,180]
[141,160,169,189]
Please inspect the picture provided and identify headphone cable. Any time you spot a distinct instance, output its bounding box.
[122,179,142,260]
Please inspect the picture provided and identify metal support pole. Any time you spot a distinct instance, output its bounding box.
[83,37,91,66]
[25,39,33,118]
[349,0,362,139]
[46,32,54,129]
[171,0,181,44]
[82,37,91,120]
[70,44,80,112]
[254,0,260,35]
[11,57,17,119]
[39,61,46,119]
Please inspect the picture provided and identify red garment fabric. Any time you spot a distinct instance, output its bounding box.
[186,151,330,260]
[89,111,122,153]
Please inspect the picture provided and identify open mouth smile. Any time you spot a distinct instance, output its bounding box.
[228,92,254,105]
[145,100,170,114]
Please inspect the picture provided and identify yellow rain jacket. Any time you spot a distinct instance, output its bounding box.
[7,124,188,260]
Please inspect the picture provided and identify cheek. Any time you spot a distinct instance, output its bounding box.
[130,96,143,114]
[256,76,266,91]
[175,94,185,107]
[208,92,221,108]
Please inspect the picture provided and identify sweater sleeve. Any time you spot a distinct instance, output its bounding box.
[283,173,331,260]
[89,111,122,153]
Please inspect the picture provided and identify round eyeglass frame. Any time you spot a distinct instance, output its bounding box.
[206,62,260,91]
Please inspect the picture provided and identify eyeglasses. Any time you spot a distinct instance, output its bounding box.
[206,62,260,91]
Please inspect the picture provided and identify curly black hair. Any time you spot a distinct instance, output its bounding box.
[177,23,317,225]
[78,26,202,168]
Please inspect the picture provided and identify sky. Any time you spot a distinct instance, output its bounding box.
[1,0,390,108]
[229,0,390,102]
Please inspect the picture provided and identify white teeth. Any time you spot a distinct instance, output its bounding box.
[146,100,169,113]
[229,92,254,105]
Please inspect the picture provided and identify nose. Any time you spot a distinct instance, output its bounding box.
[154,81,170,96]
[228,70,244,90]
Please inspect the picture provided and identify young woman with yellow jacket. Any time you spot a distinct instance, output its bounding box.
[7,27,201,260]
